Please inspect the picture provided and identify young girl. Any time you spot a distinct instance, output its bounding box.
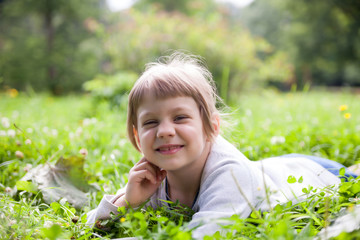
[87,52,356,239]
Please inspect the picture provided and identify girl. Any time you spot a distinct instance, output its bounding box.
[87,52,356,239]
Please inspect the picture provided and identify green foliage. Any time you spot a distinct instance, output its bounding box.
[0,0,293,97]
[15,180,38,194]
[0,0,104,94]
[97,7,292,100]
[83,71,138,108]
[238,0,360,87]
[0,91,359,238]
[226,90,360,165]
[94,203,193,239]
[134,0,217,16]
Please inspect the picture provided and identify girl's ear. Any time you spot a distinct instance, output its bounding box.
[211,112,220,137]
[133,126,141,151]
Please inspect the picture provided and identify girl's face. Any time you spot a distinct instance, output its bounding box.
[135,94,213,172]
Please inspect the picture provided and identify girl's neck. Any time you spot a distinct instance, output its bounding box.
[166,142,211,207]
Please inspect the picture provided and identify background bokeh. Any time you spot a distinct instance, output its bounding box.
[1,0,359,101]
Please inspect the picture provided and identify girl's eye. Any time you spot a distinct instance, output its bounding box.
[174,115,188,122]
[143,120,157,126]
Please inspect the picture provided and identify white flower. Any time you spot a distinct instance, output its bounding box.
[51,129,58,137]
[59,198,68,205]
[12,111,19,119]
[112,149,121,156]
[285,114,293,122]
[119,139,127,147]
[83,118,91,126]
[1,117,10,128]
[0,130,6,137]
[25,139,32,145]
[42,126,49,134]
[69,132,75,139]
[103,184,110,192]
[15,151,24,159]
[44,221,53,228]
[270,136,285,145]
[9,219,17,225]
[26,128,33,134]
[79,148,88,156]
[93,148,100,156]
[24,164,32,172]
[76,127,83,136]
[91,117,98,124]
[83,118,97,126]
[7,129,16,138]
[311,118,319,125]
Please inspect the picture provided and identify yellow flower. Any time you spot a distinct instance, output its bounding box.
[344,113,351,119]
[120,217,126,223]
[339,105,348,111]
[8,88,18,98]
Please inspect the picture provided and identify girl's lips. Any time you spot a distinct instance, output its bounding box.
[156,145,184,154]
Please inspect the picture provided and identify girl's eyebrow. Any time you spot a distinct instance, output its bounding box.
[138,105,193,119]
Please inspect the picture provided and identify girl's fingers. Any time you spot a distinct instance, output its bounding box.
[131,169,158,185]
[133,161,158,177]
[134,157,148,166]
[143,160,165,181]
[132,158,165,182]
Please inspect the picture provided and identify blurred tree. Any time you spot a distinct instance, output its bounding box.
[134,0,217,16]
[0,0,105,94]
[238,0,360,87]
[95,7,292,102]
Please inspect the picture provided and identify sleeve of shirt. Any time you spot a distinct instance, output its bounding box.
[86,188,126,225]
[86,185,165,226]
[188,159,269,239]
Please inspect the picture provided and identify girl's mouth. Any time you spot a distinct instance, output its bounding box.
[156,145,184,154]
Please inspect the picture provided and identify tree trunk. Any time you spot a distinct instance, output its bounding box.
[44,0,58,94]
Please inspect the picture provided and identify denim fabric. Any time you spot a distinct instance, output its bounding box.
[280,153,358,180]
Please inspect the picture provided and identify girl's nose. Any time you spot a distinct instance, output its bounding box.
[156,121,175,138]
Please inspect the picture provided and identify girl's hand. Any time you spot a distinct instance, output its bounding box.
[114,158,167,208]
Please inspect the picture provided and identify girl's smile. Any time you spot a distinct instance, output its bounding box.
[155,144,184,154]
[135,94,211,172]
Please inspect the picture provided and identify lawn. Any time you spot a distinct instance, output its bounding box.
[1,90,359,239]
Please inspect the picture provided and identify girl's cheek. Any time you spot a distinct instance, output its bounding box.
[138,131,152,148]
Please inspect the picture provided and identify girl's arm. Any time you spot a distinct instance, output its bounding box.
[114,157,166,208]
[86,189,126,225]
[87,158,166,225]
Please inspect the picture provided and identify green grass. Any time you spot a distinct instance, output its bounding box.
[0,90,359,239]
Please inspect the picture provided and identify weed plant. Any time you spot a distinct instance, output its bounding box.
[0,90,359,239]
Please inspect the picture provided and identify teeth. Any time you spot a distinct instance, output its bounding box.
[158,146,180,151]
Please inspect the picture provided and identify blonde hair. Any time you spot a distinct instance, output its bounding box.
[127,52,220,151]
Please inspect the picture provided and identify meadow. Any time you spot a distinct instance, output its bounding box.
[1,90,360,239]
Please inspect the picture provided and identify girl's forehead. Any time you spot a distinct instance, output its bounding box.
[136,95,199,116]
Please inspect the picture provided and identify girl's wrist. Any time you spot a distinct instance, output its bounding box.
[113,195,128,207]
